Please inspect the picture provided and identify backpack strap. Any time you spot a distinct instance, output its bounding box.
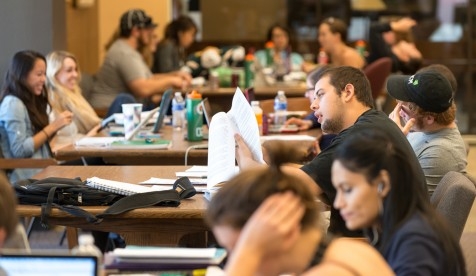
[40,189,182,225]
[40,185,59,228]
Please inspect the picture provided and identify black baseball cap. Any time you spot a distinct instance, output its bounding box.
[120,9,157,33]
[386,72,453,113]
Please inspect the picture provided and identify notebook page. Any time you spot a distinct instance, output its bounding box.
[207,112,238,187]
[227,88,264,163]
[86,177,153,196]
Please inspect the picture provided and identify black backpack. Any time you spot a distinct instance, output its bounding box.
[13,176,196,227]
[14,177,122,206]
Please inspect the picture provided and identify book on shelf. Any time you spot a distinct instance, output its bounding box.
[207,88,265,189]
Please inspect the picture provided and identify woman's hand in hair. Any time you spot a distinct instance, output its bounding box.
[232,192,304,260]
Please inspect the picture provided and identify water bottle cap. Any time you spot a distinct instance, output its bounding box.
[265,41,274,48]
[277,90,285,95]
[78,234,94,245]
[174,92,182,97]
[188,90,202,99]
[251,101,260,106]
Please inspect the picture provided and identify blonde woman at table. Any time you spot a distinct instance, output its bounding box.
[206,142,394,276]
[46,51,101,151]
[0,50,73,183]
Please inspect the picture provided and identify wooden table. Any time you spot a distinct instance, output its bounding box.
[54,126,209,165]
[54,127,322,165]
[17,166,210,248]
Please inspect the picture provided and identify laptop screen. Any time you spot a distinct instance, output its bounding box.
[0,253,98,276]
[201,98,213,128]
[152,89,173,133]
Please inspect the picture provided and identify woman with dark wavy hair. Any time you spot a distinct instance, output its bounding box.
[0,50,73,182]
[332,129,466,275]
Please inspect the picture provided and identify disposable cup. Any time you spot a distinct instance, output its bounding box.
[122,103,142,139]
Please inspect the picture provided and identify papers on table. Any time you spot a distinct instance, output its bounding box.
[74,137,124,147]
[74,137,171,149]
[139,166,210,193]
[139,166,238,195]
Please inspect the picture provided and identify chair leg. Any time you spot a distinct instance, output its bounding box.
[66,227,78,249]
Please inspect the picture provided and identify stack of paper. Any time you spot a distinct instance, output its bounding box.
[140,166,211,193]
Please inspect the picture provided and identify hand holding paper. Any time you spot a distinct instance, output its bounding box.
[207,88,265,187]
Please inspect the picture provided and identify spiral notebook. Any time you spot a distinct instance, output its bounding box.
[86,177,154,196]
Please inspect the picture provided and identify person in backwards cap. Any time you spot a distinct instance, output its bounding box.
[387,68,467,195]
[90,9,191,117]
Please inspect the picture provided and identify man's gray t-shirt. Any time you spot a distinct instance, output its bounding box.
[90,39,152,109]
[407,127,467,195]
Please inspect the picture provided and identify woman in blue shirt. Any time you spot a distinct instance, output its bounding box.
[331,129,466,275]
[0,50,73,182]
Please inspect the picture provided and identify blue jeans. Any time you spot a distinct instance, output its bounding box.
[105,93,137,118]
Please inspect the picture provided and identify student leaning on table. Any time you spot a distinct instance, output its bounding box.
[235,66,426,237]
[332,129,466,275]
[46,51,102,151]
[206,142,394,276]
[0,50,73,183]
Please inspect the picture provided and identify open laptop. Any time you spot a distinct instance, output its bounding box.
[0,251,99,276]
[201,97,213,129]
[109,90,173,138]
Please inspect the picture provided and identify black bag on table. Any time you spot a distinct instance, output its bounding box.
[13,177,196,227]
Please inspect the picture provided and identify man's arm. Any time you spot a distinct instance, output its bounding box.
[128,76,184,98]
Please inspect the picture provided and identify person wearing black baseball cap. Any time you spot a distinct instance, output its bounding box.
[90,9,191,116]
[387,67,467,195]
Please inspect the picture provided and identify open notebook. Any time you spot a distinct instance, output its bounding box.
[207,88,265,188]
[0,250,99,276]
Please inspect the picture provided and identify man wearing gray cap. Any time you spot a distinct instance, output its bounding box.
[387,70,467,195]
[90,9,191,116]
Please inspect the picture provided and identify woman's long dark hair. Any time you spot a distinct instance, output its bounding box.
[163,15,197,46]
[0,50,49,132]
[334,129,465,275]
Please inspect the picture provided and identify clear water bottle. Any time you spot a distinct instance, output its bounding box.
[172,92,185,130]
[251,101,263,135]
[71,233,103,270]
[274,90,287,126]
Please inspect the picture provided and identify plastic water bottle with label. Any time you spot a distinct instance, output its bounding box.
[274,90,287,126]
[172,92,185,130]
[251,101,263,135]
